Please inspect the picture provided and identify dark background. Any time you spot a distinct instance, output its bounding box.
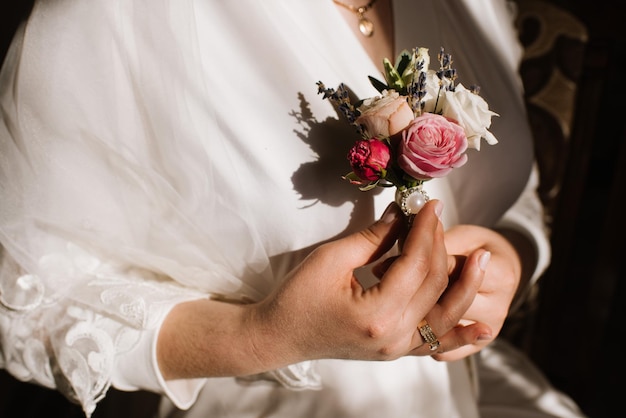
[522,1,626,416]
[1,1,625,417]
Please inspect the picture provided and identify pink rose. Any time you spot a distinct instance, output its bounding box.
[398,113,468,180]
[347,139,391,182]
[356,91,415,138]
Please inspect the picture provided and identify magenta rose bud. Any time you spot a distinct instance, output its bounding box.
[348,139,391,181]
[398,113,468,180]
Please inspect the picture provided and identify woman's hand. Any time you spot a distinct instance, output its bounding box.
[248,200,492,368]
[429,224,523,361]
[157,201,492,380]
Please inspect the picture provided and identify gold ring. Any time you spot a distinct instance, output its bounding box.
[418,319,440,351]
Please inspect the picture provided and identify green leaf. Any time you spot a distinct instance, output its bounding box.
[343,172,361,182]
[395,50,413,76]
[383,58,403,90]
[359,182,379,191]
[368,76,389,94]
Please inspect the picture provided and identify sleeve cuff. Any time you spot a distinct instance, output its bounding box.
[111,297,207,410]
[496,209,551,287]
[496,162,551,285]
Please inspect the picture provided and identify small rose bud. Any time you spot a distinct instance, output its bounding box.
[347,139,391,182]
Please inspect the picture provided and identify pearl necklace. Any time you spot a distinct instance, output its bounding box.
[332,0,378,37]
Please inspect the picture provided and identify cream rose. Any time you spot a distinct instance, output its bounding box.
[356,90,414,138]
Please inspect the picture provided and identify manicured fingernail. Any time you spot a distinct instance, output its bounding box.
[381,203,399,224]
[478,251,491,271]
[434,200,443,221]
[478,333,493,342]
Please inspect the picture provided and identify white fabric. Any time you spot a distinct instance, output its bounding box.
[477,339,586,418]
[158,358,477,418]
[0,0,563,417]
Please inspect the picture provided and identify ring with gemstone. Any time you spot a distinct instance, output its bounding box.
[417,319,440,351]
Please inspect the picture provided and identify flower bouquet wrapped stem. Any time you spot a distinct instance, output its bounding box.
[318,47,498,222]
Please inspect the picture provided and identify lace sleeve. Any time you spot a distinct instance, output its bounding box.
[0,243,206,417]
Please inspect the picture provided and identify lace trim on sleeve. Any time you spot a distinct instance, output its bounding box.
[0,243,206,417]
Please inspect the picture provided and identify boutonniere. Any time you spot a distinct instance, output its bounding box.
[317,47,498,216]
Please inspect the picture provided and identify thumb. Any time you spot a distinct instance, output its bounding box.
[330,203,403,269]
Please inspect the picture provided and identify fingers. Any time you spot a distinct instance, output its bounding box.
[409,249,493,356]
[379,200,446,302]
[436,250,491,325]
[328,202,404,270]
[312,199,490,360]
[409,321,492,357]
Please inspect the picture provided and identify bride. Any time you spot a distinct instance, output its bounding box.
[0,1,585,417]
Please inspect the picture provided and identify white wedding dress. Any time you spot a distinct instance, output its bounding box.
[0,0,583,417]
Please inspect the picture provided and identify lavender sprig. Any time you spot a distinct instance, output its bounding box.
[436,47,457,92]
[316,81,364,136]
[407,48,428,116]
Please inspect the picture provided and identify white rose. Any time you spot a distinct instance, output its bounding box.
[440,83,499,150]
